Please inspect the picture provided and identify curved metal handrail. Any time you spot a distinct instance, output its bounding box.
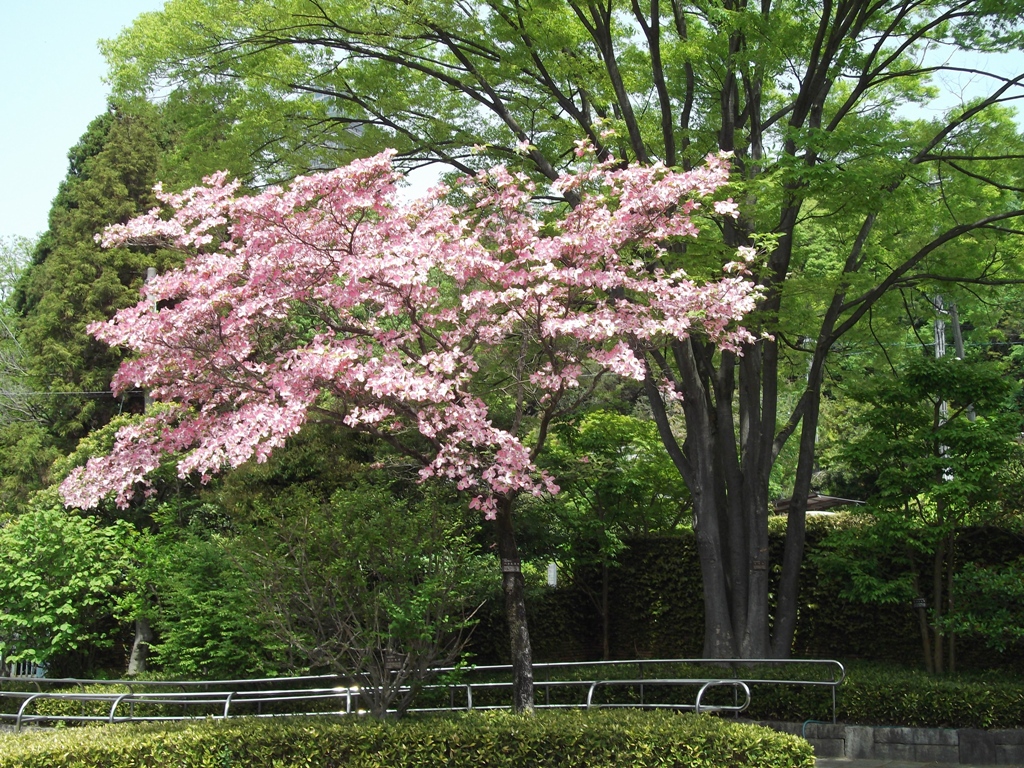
[15,693,41,731]
[694,680,750,714]
[110,693,131,724]
[440,658,843,721]
[581,678,751,713]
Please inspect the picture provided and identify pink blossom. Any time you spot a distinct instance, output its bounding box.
[60,149,757,514]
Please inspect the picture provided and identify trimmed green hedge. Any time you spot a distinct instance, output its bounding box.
[699,663,1024,730]
[835,665,1024,729]
[0,711,813,768]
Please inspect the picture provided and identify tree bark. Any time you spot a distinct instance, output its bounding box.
[494,499,534,713]
[127,617,154,676]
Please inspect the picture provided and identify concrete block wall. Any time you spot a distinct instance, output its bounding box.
[756,720,1024,765]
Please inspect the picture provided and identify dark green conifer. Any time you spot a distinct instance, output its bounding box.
[1,103,176,502]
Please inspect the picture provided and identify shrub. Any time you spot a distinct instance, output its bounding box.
[0,711,813,768]
[144,512,287,679]
[0,496,136,675]
[834,664,1024,729]
[242,482,490,717]
[722,662,1024,729]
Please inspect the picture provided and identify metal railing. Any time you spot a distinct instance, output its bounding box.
[413,676,751,715]
[0,658,844,730]
[419,658,843,721]
[8,685,357,731]
[0,675,355,731]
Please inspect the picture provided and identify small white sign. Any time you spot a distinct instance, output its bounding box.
[546,561,558,587]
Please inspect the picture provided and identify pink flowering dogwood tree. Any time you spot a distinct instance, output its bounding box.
[61,146,756,711]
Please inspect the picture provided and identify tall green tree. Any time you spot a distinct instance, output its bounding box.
[103,0,1024,660]
[15,105,161,441]
[0,236,46,491]
[1,104,179,501]
[819,355,1019,673]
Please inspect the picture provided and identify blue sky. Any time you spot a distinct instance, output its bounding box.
[0,1,165,243]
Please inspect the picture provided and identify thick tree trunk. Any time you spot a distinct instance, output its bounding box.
[645,340,776,660]
[127,617,154,676]
[494,499,534,713]
[694,507,738,658]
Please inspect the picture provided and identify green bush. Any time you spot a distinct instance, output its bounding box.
[718,662,1024,729]
[0,711,813,768]
[0,496,137,674]
[834,664,1024,729]
[144,516,287,680]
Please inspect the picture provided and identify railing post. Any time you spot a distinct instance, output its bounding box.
[110,693,132,724]
[16,693,42,732]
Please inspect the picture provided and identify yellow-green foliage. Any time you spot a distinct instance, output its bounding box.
[0,711,814,768]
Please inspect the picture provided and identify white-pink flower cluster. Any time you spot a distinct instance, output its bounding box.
[61,149,758,514]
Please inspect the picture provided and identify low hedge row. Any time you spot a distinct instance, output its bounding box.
[739,664,1024,729]
[0,711,813,768]
[836,665,1024,729]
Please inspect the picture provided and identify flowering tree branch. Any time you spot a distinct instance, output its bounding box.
[61,147,756,516]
